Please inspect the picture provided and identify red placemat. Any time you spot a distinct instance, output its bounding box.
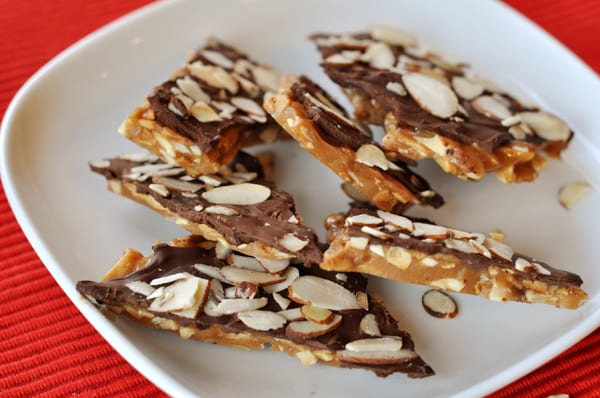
[0,1,598,397]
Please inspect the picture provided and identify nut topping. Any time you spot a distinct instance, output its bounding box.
[211,297,268,315]
[288,276,362,311]
[369,25,416,47]
[558,182,591,209]
[337,349,417,365]
[237,310,287,331]
[345,336,403,352]
[279,233,310,253]
[301,304,334,325]
[472,95,512,121]
[149,275,210,318]
[451,76,484,100]
[359,313,381,336]
[286,314,343,339]
[220,266,286,286]
[355,144,389,170]
[201,183,271,205]
[422,289,458,318]
[517,111,571,141]
[402,72,459,119]
[345,213,383,227]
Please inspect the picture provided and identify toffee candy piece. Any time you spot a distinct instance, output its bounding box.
[77,236,434,378]
[322,208,588,309]
[263,75,443,213]
[118,37,286,177]
[310,27,573,183]
[89,151,322,265]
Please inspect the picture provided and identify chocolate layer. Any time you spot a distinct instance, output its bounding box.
[90,152,322,264]
[77,238,434,378]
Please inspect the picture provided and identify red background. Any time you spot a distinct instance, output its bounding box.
[1,0,599,396]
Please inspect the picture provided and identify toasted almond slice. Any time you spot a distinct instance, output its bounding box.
[149,276,210,317]
[517,111,570,141]
[201,50,234,69]
[273,292,291,310]
[252,66,281,92]
[278,307,304,321]
[289,276,362,311]
[559,182,592,209]
[348,236,369,250]
[422,289,458,318]
[256,257,290,274]
[345,337,403,352]
[445,238,479,254]
[190,102,222,123]
[279,233,309,253]
[412,223,449,240]
[227,253,264,271]
[472,95,512,121]
[451,76,484,100]
[337,349,417,365]
[301,304,334,325]
[376,210,414,231]
[220,266,285,286]
[149,183,169,197]
[213,297,268,315]
[359,313,381,337]
[363,42,395,69]
[515,258,551,275]
[215,241,232,260]
[237,310,287,331]
[483,238,514,262]
[345,213,383,227]
[386,81,407,96]
[263,267,300,294]
[193,263,228,283]
[355,144,389,170]
[286,314,343,339]
[231,96,266,117]
[205,205,238,216]
[369,25,416,47]
[402,72,458,118]
[125,281,155,297]
[150,272,189,286]
[202,183,271,205]
[152,176,203,193]
[430,278,465,292]
[187,61,238,93]
[176,75,211,103]
[361,226,390,240]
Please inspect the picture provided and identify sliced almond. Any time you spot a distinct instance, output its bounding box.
[385,246,413,270]
[355,144,389,171]
[288,276,362,311]
[213,297,268,315]
[402,72,459,119]
[345,213,383,227]
[279,233,309,253]
[263,267,300,294]
[451,76,484,100]
[193,263,228,283]
[273,292,291,310]
[301,304,334,325]
[201,183,271,205]
[152,176,203,193]
[215,241,232,260]
[412,223,449,240]
[286,314,342,339]
[341,182,369,202]
[176,75,211,103]
[228,253,264,271]
[515,258,551,275]
[201,50,234,69]
[125,281,155,297]
[348,236,369,251]
[363,42,395,69]
[430,278,465,292]
[483,238,514,262]
[149,183,169,197]
[359,313,381,337]
[517,111,570,141]
[149,275,210,317]
[472,95,512,121]
[190,102,222,123]
[205,205,238,216]
[369,25,416,47]
[376,210,414,231]
[445,238,479,254]
[361,226,390,240]
[220,266,285,286]
[559,182,592,209]
[386,81,407,96]
[256,257,290,274]
[278,307,304,321]
[337,349,417,365]
[345,336,403,352]
[237,310,287,331]
[231,96,266,117]
[422,289,458,318]
[252,66,281,92]
[150,272,189,286]
[187,61,238,93]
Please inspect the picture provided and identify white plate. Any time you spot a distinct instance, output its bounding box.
[2,0,600,397]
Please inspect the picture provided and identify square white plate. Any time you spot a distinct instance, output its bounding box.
[2,0,600,397]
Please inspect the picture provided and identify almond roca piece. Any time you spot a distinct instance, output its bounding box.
[76,236,435,378]
[263,75,444,213]
[89,151,322,265]
[118,37,286,177]
[310,26,573,183]
[322,208,587,309]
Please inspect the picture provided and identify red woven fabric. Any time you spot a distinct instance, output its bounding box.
[0,1,598,397]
